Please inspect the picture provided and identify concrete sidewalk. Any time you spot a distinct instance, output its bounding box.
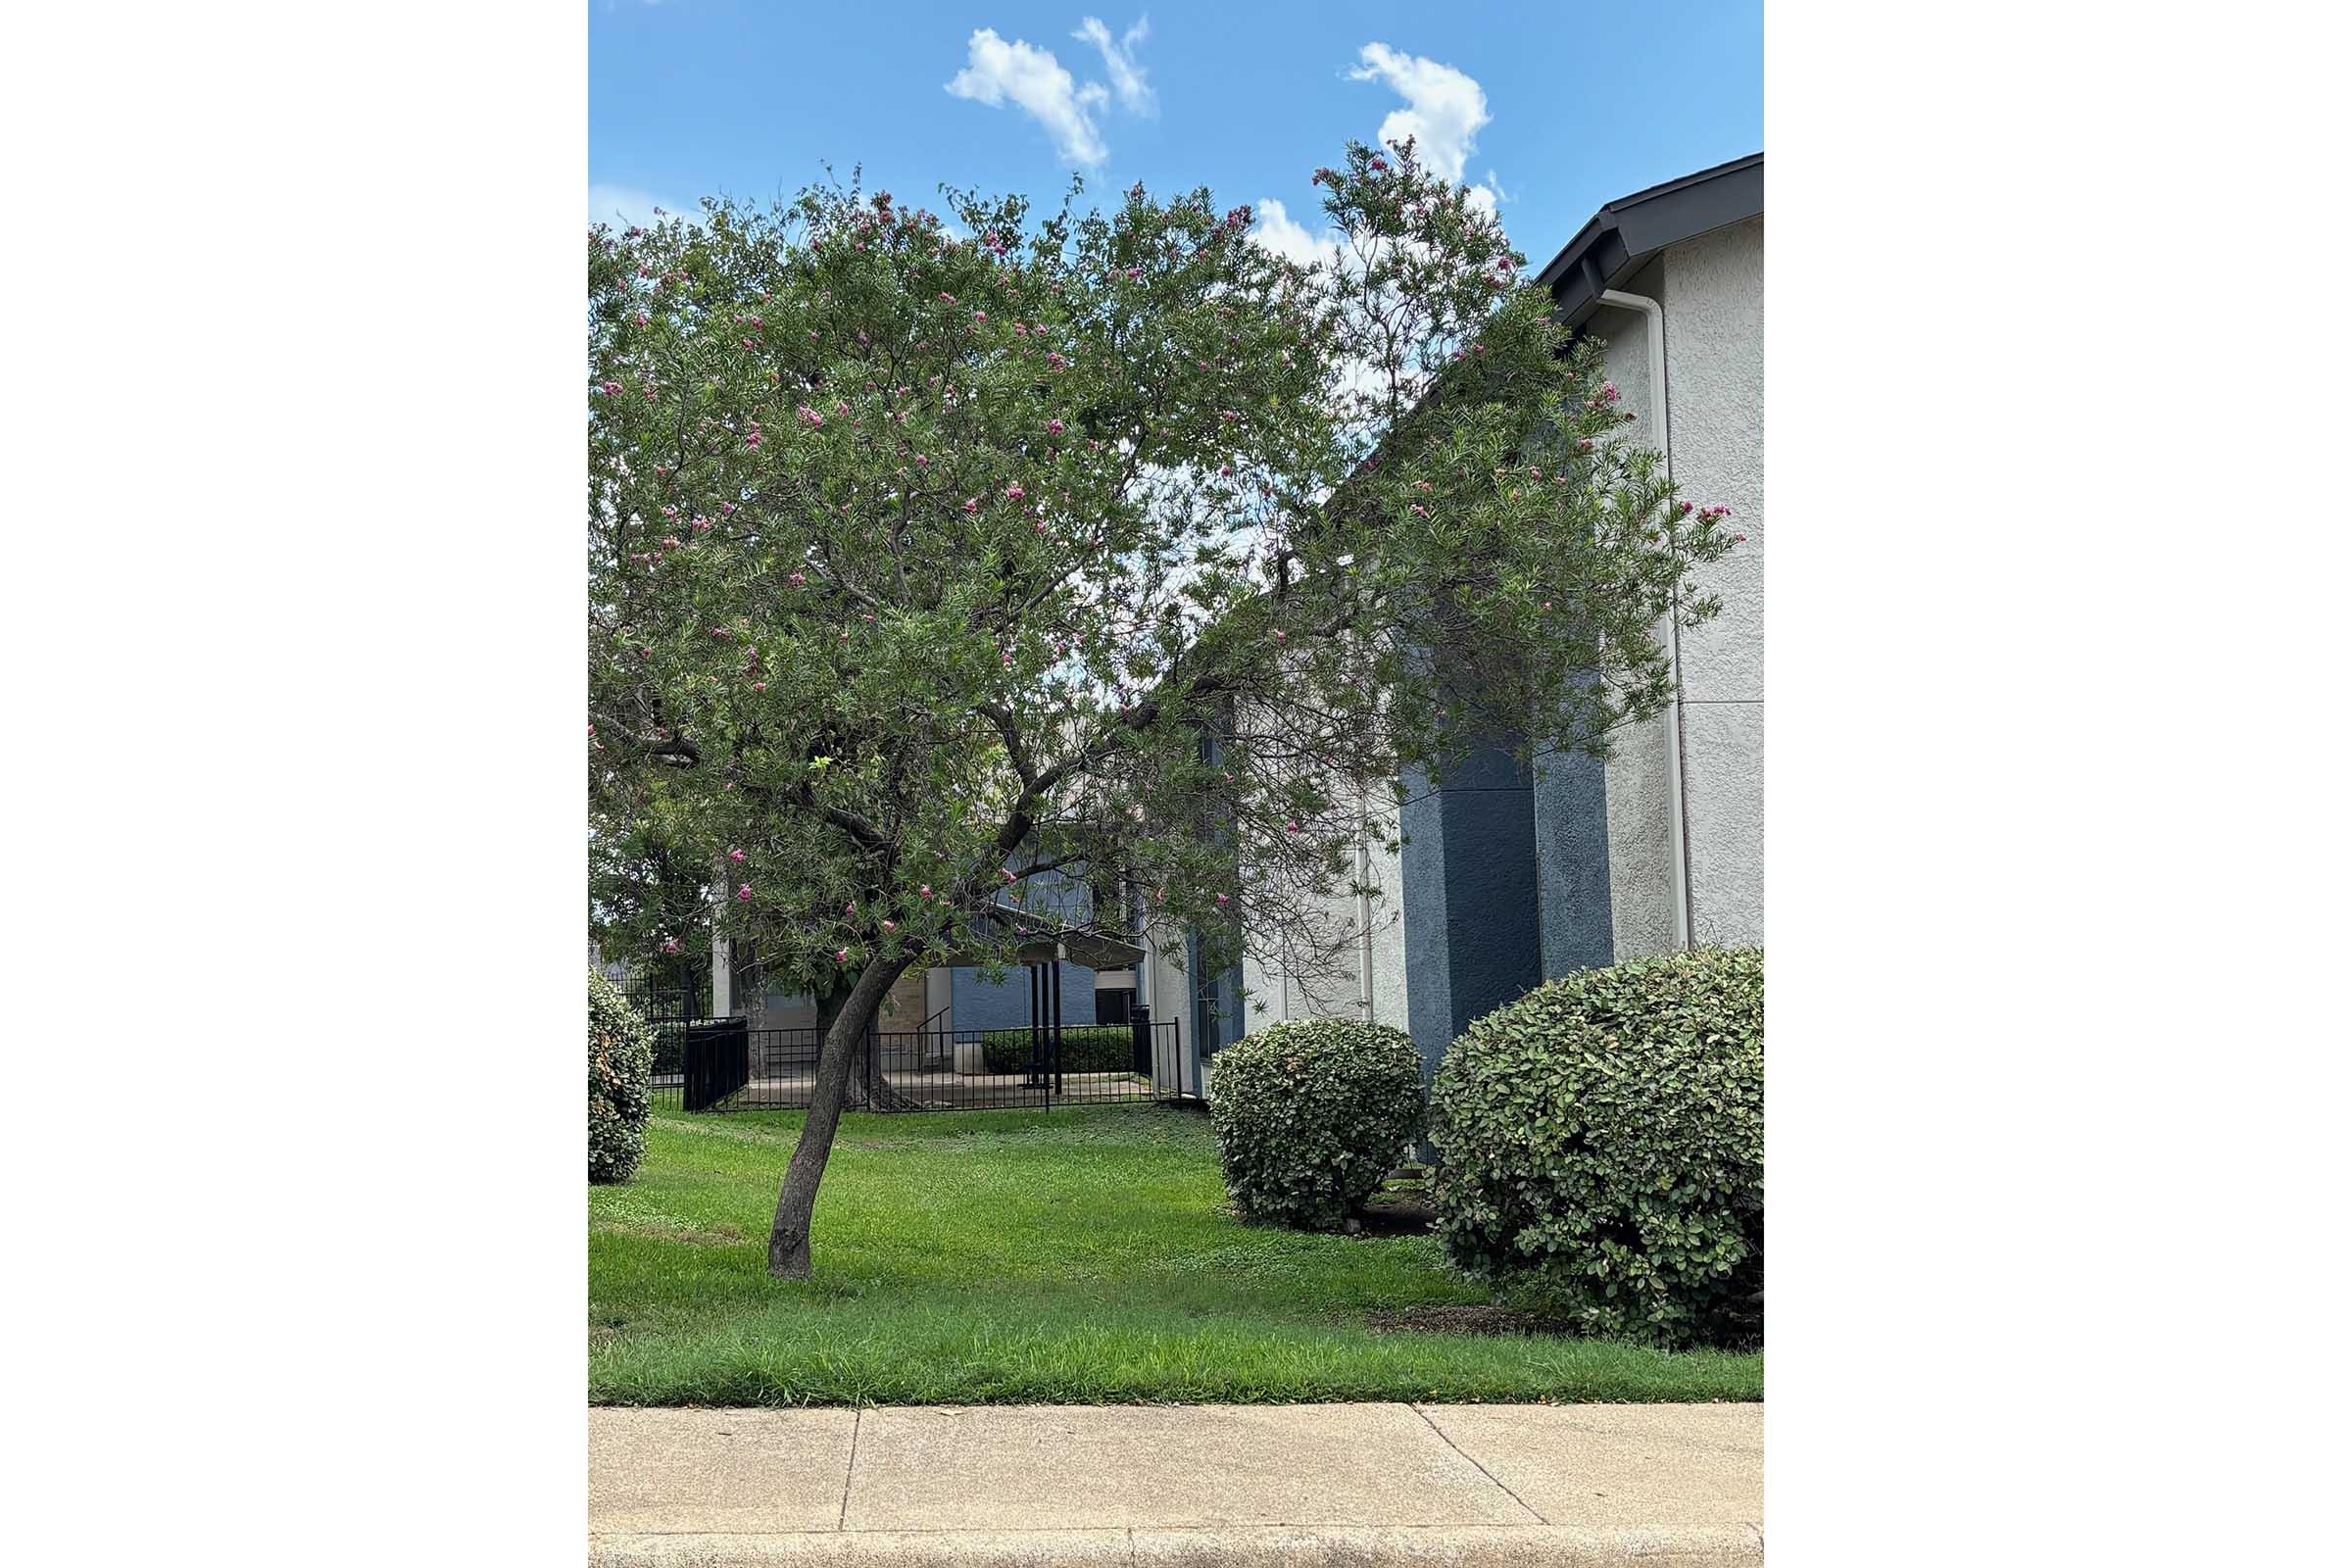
[590,1402,1762,1566]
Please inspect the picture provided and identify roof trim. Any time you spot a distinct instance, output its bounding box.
[933,906,1147,971]
[1536,153,1762,328]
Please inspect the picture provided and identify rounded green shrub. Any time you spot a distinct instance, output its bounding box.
[589,970,656,1184]
[1430,947,1763,1348]
[1208,1017,1426,1230]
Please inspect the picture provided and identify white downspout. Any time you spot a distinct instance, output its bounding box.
[1598,288,1693,952]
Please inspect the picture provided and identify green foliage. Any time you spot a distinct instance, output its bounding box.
[587,137,1739,1021]
[1429,949,1764,1348]
[590,970,657,1184]
[978,1024,1136,1074]
[1208,1018,1427,1230]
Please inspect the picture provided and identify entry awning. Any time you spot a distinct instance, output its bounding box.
[930,906,1146,971]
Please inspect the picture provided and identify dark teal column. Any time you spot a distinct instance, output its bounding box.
[1400,738,1545,1086]
[1534,749,1615,978]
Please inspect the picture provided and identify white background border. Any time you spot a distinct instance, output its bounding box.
[4,2,2349,1561]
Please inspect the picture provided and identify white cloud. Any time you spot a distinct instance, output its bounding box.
[588,183,689,230]
[1346,42,1491,183]
[1247,198,1336,269]
[948,28,1110,169]
[1074,15,1155,117]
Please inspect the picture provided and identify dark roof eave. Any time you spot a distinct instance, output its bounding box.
[934,906,1147,971]
[1536,152,1762,330]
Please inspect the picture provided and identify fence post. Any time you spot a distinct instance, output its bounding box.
[1024,962,1042,1092]
[1050,956,1065,1098]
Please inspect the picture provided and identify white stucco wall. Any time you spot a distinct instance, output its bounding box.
[1365,826,1410,1033]
[1239,947,1281,1031]
[1590,219,1764,956]
[1662,216,1764,948]
[1235,790,1410,1038]
[1136,917,1202,1095]
[1592,259,1681,961]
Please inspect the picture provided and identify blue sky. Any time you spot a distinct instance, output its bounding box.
[590,1,1759,271]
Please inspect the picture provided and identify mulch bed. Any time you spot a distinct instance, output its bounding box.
[1354,1192,1439,1235]
[1364,1304,1581,1338]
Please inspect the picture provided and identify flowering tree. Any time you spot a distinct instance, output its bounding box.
[588,140,1739,1278]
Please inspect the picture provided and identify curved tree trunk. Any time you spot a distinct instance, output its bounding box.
[767,957,909,1279]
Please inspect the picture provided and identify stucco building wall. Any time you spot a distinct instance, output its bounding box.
[1364,827,1410,1033]
[1136,915,1206,1096]
[1592,255,1680,962]
[1661,215,1764,947]
[1591,219,1764,955]
[1236,787,1410,1037]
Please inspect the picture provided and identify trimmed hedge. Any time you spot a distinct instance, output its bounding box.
[1430,947,1763,1348]
[590,970,656,1184]
[978,1025,1136,1074]
[1207,1018,1426,1231]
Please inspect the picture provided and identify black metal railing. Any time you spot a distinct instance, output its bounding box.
[651,1018,1184,1113]
[619,967,703,1022]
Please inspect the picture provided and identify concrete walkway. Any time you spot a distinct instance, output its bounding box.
[590,1402,1762,1566]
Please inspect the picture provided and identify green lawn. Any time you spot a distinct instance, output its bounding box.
[590,1102,1762,1406]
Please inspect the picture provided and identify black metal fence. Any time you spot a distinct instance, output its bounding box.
[651,1016,1184,1113]
[620,971,701,1026]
